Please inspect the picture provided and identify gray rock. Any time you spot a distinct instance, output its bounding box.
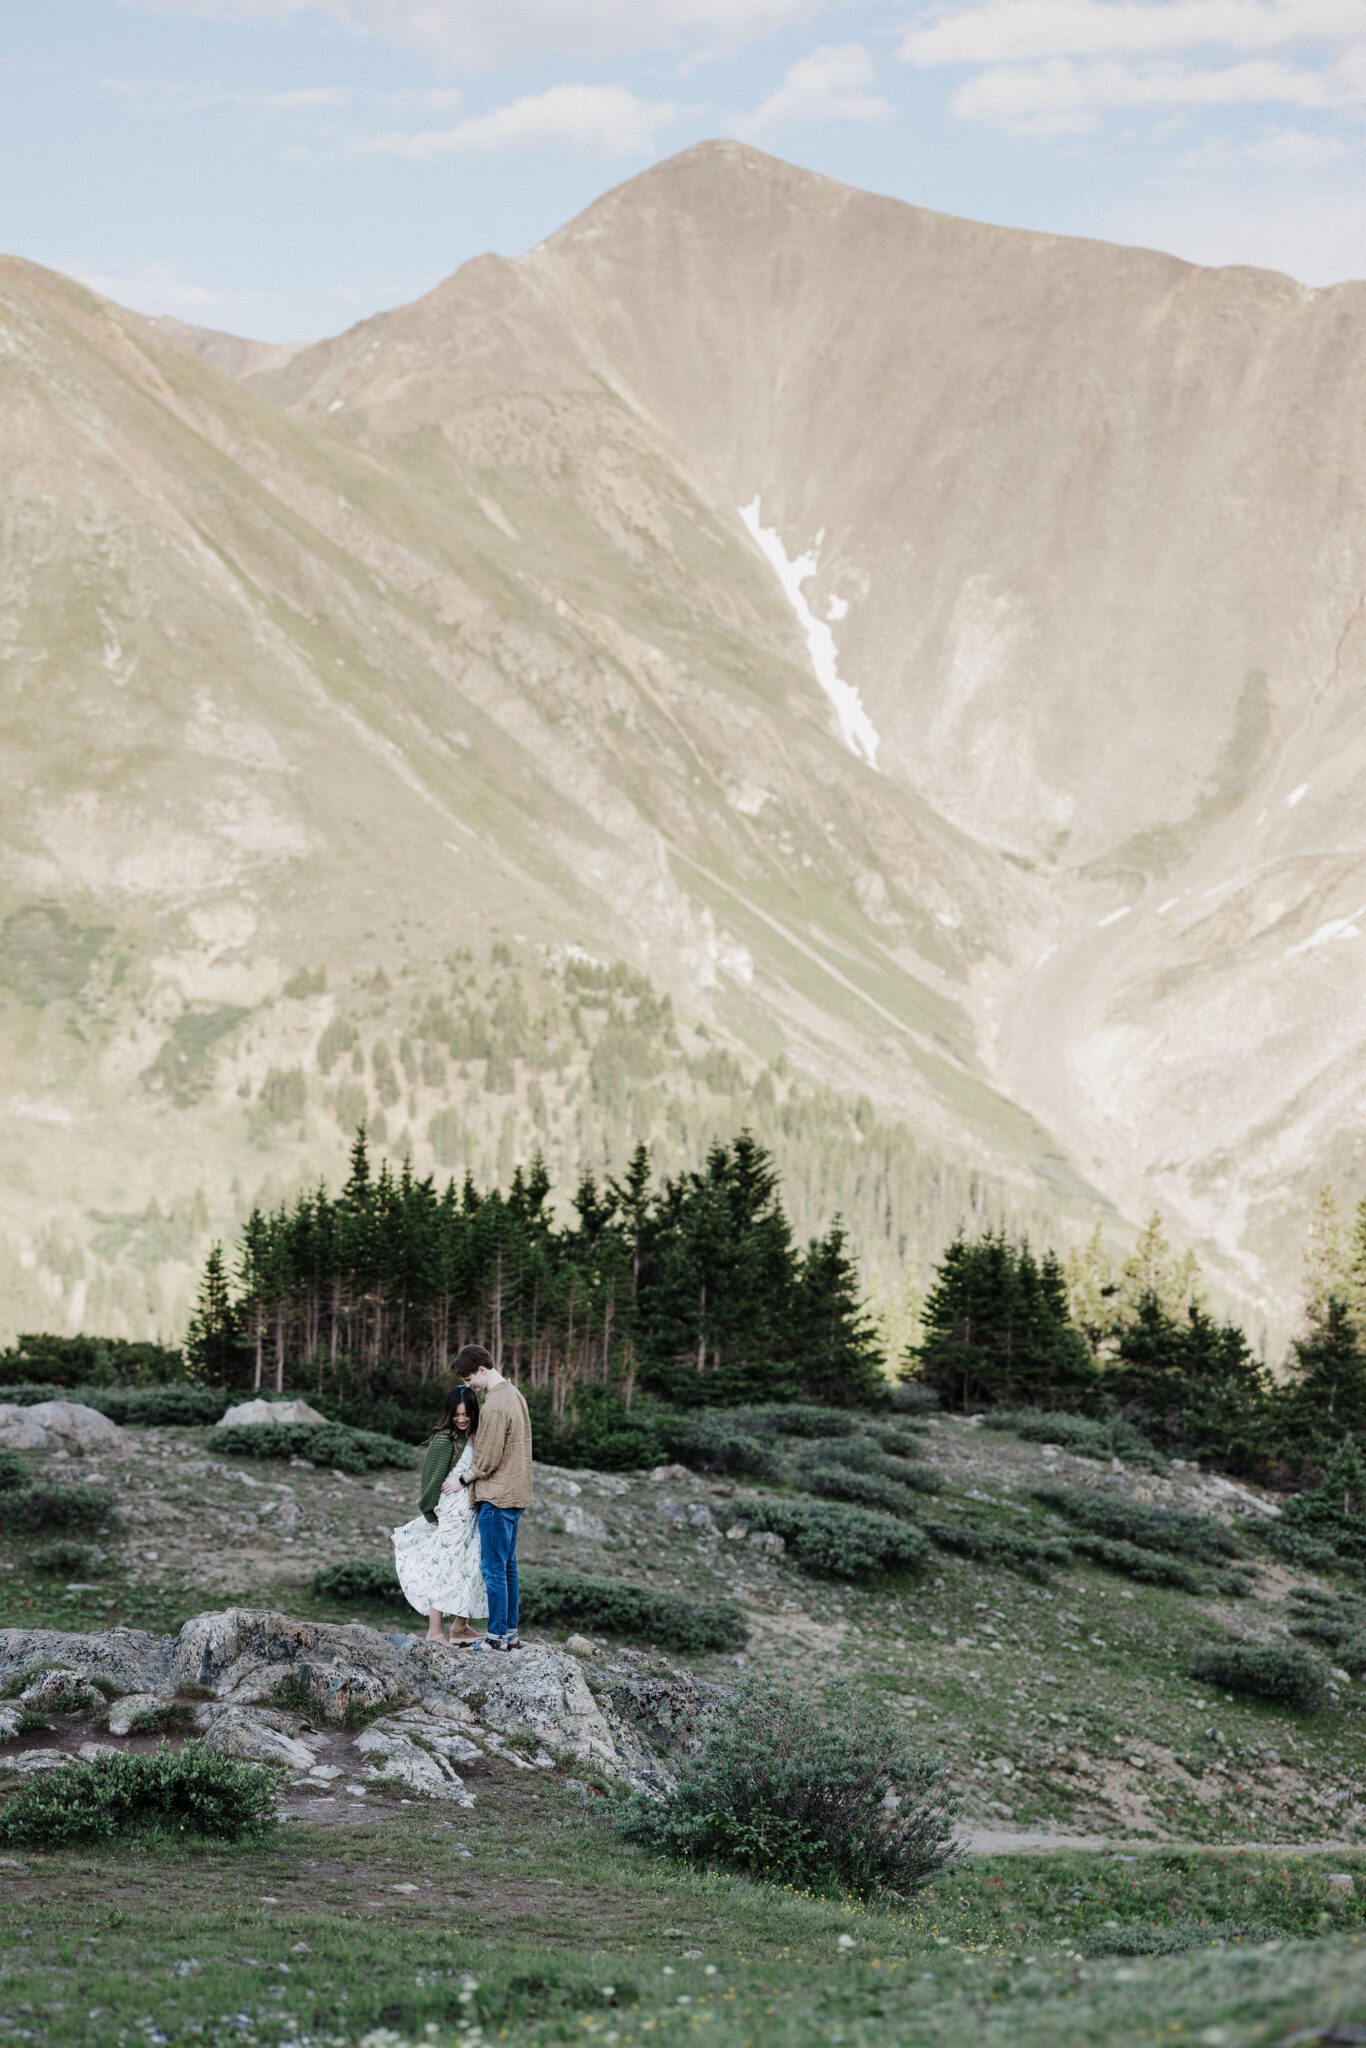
[685,1503,719,1535]
[1326,1872,1357,1894]
[199,1707,317,1771]
[606,1668,716,1759]
[0,1626,174,1700]
[748,1531,785,1556]
[0,1705,26,1743]
[649,1464,691,1483]
[20,1668,106,1716]
[406,1637,665,1787]
[563,1634,597,1657]
[216,1399,329,1428]
[1,1750,78,1777]
[172,1611,417,1724]
[355,1718,475,1803]
[107,1693,171,1736]
[557,1503,607,1540]
[0,1402,131,1458]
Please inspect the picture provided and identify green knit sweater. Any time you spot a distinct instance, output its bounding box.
[417,1433,457,1523]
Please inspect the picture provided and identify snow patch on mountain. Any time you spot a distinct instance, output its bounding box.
[739,498,879,770]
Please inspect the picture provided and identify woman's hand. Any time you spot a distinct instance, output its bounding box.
[440,1475,461,1493]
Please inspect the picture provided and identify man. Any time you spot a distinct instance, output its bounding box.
[449,1342,532,1652]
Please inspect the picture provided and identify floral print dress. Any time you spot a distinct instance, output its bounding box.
[392,1440,487,1617]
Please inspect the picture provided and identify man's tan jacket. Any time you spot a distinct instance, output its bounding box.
[466,1379,533,1508]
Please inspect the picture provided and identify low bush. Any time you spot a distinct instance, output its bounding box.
[661,1416,779,1480]
[0,1484,115,1533]
[802,1468,939,1520]
[94,1385,231,1427]
[617,1675,957,1899]
[920,1517,1070,1582]
[864,1419,930,1458]
[799,1440,942,1496]
[984,1408,1167,1472]
[1033,1484,1245,1562]
[1261,1523,1341,1571]
[1278,1440,1366,1567]
[739,1496,930,1577]
[1185,1641,1331,1713]
[0,1448,30,1493]
[213,1421,412,1471]
[0,1743,278,1845]
[28,1539,103,1577]
[518,1566,745,1653]
[1070,1535,1209,1593]
[728,1404,859,1440]
[308,1556,745,1651]
[0,1383,230,1425]
[1288,1589,1366,1674]
[0,1334,185,1389]
[528,1387,665,1473]
[310,1558,407,1606]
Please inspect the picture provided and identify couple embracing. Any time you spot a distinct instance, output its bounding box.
[392,1344,532,1654]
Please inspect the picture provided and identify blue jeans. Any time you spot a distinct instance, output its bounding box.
[477,1504,523,1640]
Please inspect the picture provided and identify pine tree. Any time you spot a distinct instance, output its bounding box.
[1303,1184,1349,1330]
[1278,1296,1366,1453]
[184,1244,246,1386]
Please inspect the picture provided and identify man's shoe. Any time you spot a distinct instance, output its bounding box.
[504,1634,524,1649]
[469,1635,507,1653]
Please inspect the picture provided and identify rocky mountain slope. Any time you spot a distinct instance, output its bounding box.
[4,142,1365,1342]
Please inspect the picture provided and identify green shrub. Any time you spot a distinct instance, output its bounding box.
[28,1539,103,1577]
[1070,1535,1209,1593]
[617,1675,957,1899]
[0,1448,30,1493]
[1288,1589,1366,1674]
[0,1484,115,1532]
[93,1385,231,1427]
[0,1334,185,1389]
[864,1419,930,1458]
[802,1468,938,1519]
[213,1421,412,1471]
[1034,1484,1245,1562]
[983,1408,1167,1472]
[1278,1440,1366,1566]
[310,1558,408,1605]
[739,1497,930,1577]
[1261,1523,1341,1571]
[309,1557,745,1651]
[729,1404,858,1440]
[920,1517,1069,1582]
[0,1743,278,1845]
[528,1388,665,1473]
[799,1440,942,1497]
[1186,1642,1331,1713]
[662,1416,779,1480]
[518,1566,745,1653]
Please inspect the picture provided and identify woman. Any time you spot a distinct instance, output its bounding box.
[392,1386,487,1646]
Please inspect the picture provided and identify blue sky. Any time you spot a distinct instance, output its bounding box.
[5,0,1366,339]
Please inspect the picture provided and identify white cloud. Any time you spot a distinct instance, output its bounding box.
[900,0,1366,68]
[94,75,352,109]
[1244,116,1352,150]
[733,43,895,134]
[127,0,819,65]
[954,51,1351,130]
[353,83,677,157]
[902,1,1366,136]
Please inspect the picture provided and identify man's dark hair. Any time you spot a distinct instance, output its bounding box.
[455,1343,494,1379]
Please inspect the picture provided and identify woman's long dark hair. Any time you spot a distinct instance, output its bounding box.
[427,1385,478,1444]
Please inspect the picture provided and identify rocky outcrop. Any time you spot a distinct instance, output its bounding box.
[0,1402,131,1457]
[0,1610,704,1803]
[216,1399,329,1429]
[172,1611,418,1723]
[0,1625,174,1699]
